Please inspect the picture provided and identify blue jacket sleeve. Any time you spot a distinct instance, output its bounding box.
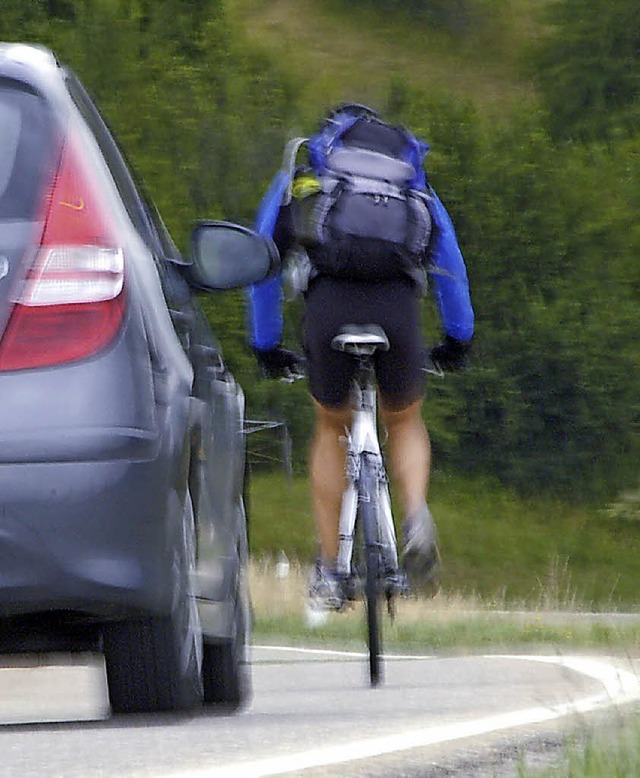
[246,170,290,351]
[427,186,475,342]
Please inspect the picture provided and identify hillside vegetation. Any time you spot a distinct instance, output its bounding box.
[227,0,640,606]
[2,0,638,511]
[225,0,640,506]
[226,0,544,115]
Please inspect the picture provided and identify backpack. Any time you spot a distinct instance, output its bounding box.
[286,107,432,285]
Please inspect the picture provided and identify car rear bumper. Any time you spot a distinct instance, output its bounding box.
[0,425,160,463]
[0,455,180,621]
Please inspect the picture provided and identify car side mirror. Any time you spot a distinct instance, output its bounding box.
[189,221,280,290]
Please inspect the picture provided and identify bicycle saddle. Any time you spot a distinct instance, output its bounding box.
[331,324,390,355]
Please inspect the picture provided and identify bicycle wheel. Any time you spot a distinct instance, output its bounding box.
[357,454,383,687]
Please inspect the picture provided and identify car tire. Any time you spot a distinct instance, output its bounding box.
[202,551,251,710]
[103,490,203,714]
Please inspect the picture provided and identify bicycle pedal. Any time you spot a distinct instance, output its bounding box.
[341,575,360,601]
[383,570,409,597]
[393,568,411,596]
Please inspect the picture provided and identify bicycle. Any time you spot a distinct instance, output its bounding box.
[330,323,411,687]
[280,323,440,686]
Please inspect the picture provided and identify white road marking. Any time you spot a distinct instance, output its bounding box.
[253,644,434,660]
[161,650,640,778]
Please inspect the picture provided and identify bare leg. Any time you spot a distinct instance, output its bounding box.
[379,398,431,517]
[309,399,352,563]
[380,397,439,588]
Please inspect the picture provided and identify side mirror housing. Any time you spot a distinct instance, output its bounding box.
[189,221,280,290]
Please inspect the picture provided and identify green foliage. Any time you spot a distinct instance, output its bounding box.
[0,1,44,35]
[10,0,300,250]
[327,0,501,36]
[528,0,640,142]
[5,0,639,503]
[375,86,640,501]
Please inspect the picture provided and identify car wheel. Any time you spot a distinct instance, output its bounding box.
[202,550,251,710]
[103,490,204,714]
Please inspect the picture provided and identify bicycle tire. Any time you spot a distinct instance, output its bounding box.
[358,454,383,687]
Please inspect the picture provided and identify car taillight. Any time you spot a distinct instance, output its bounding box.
[0,136,126,371]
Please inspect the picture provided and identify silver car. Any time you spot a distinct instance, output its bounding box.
[0,43,276,714]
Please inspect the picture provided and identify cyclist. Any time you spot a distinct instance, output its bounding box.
[248,105,474,610]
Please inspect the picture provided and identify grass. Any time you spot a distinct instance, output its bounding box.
[248,558,640,653]
[521,713,640,777]
[226,0,545,117]
[247,469,640,611]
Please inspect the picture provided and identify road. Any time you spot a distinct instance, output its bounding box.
[0,647,638,777]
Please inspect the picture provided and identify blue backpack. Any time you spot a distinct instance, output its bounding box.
[285,105,432,286]
[249,107,474,350]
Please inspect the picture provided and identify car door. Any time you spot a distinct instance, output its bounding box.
[158,257,245,599]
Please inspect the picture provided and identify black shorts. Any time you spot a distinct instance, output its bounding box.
[303,276,425,408]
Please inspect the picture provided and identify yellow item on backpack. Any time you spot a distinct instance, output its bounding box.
[292,172,321,199]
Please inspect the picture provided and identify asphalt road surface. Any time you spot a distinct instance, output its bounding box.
[0,647,638,777]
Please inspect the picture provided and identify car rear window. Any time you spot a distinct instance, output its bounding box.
[0,82,56,220]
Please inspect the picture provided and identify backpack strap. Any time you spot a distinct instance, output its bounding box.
[307,113,361,174]
[281,136,309,206]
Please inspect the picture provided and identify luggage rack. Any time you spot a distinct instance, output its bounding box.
[243,418,293,481]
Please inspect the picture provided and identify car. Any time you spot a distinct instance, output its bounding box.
[0,43,278,714]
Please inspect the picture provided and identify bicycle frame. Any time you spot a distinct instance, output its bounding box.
[335,360,399,583]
